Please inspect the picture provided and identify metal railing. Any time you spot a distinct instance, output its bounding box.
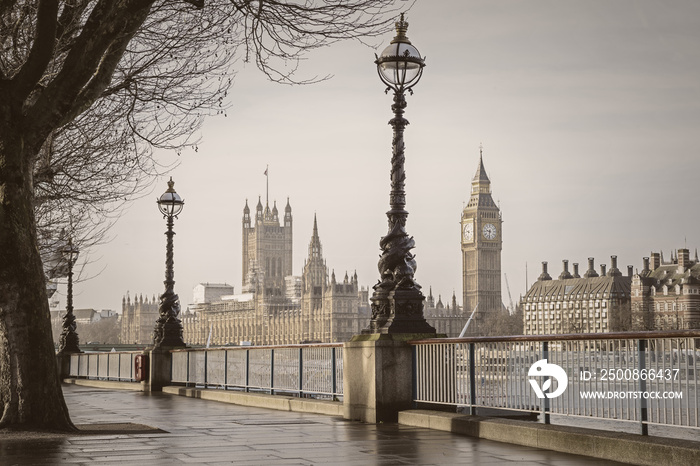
[411,330,700,435]
[69,351,143,382]
[170,343,343,399]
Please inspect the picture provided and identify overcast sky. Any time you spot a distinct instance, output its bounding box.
[57,0,700,315]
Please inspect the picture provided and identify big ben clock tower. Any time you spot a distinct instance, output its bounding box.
[461,147,502,324]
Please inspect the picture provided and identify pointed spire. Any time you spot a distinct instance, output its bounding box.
[285,196,292,213]
[426,286,435,308]
[473,143,490,183]
[313,213,318,237]
[243,198,250,214]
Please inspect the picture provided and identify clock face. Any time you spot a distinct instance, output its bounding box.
[463,222,473,241]
[482,223,497,240]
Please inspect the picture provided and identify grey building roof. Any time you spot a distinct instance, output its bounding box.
[638,262,700,288]
[523,275,631,302]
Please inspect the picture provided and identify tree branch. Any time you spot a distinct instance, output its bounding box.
[29,0,152,135]
[12,0,58,101]
[60,27,136,126]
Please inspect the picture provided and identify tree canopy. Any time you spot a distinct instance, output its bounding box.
[0,0,404,430]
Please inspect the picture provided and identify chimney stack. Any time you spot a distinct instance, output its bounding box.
[600,264,606,276]
[651,252,660,270]
[538,261,552,281]
[643,257,650,273]
[572,263,580,278]
[627,265,634,277]
[559,260,573,279]
[584,257,599,278]
[608,255,622,276]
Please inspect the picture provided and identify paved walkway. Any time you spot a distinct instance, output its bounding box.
[0,384,625,465]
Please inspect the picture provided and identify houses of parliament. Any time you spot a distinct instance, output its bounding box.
[121,154,506,345]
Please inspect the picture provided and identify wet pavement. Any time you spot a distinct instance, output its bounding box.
[0,384,626,465]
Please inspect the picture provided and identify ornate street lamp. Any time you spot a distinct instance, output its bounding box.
[58,238,81,354]
[153,177,186,347]
[364,14,435,335]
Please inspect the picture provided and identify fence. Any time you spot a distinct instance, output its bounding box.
[411,330,700,435]
[170,344,343,399]
[69,351,143,382]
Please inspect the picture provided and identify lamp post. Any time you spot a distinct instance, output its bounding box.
[58,237,81,354]
[153,177,186,348]
[363,14,435,335]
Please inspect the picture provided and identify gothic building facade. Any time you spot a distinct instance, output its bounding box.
[631,249,700,330]
[241,197,293,295]
[423,288,464,336]
[461,150,503,326]
[120,294,159,344]
[177,204,371,346]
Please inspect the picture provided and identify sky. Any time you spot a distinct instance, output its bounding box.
[55,0,700,315]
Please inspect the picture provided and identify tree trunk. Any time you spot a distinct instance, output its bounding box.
[0,128,75,431]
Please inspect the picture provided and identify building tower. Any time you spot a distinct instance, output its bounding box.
[461,147,502,322]
[241,195,292,296]
[301,214,327,340]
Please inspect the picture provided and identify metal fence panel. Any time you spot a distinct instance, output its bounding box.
[411,333,700,434]
[169,344,344,398]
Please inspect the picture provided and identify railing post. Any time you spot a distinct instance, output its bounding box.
[298,347,304,397]
[469,343,476,415]
[185,351,190,386]
[331,347,337,401]
[224,350,228,390]
[204,350,208,388]
[638,339,648,435]
[411,345,417,408]
[270,349,275,395]
[245,349,250,393]
[542,341,550,425]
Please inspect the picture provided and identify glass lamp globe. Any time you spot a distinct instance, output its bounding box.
[157,177,184,217]
[375,13,425,92]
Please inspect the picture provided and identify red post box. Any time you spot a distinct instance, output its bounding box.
[134,354,148,382]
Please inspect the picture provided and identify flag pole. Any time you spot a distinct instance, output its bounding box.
[266,164,269,207]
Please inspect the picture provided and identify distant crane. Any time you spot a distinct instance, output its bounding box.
[504,273,515,314]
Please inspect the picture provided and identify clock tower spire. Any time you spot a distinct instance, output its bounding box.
[461,146,503,330]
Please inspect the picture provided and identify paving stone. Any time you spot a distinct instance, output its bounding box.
[0,384,631,465]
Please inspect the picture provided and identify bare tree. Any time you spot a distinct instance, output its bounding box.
[0,0,403,431]
[478,305,524,337]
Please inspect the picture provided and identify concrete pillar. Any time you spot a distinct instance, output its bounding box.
[55,352,72,380]
[343,334,415,423]
[144,347,172,392]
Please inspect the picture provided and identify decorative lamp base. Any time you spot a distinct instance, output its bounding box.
[363,288,436,335]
